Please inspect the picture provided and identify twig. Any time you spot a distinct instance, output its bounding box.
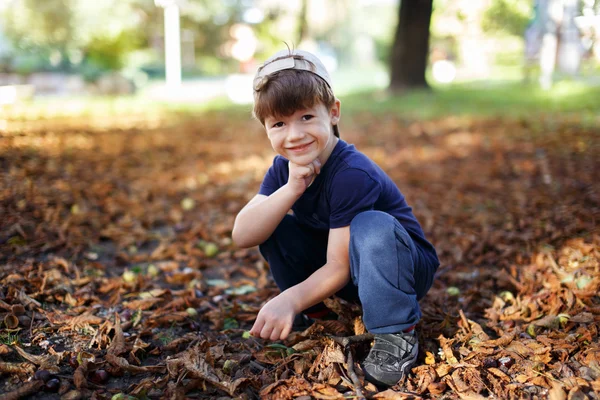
[0,361,36,375]
[329,333,374,347]
[29,310,35,337]
[0,299,12,311]
[2,379,44,400]
[345,348,365,400]
[532,368,561,383]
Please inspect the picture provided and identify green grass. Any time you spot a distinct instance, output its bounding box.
[1,79,598,124]
[341,80,600,121]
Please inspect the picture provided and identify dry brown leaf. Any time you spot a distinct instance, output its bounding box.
[438,335,459,364]
[1,379,45,400]
[123,297,162,310]
[413,365,437,394]
[107,313,127,356]
[260,376,312,398]
[548,382,567,400]
[479,333,516,348]
[65,312,104,331]
[570,312,594,323]
[292,339,320,352]
[310,383,344,399]
[105,354,166,375]
[73,360,88,389]
[486,367,510,382]
[373,389,423,399]
[435,363,454,378]
[12,346,62,373]
[320,342,345,365]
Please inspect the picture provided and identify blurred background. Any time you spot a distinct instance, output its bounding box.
[0,0,599,108]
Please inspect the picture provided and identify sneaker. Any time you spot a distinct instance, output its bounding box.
[362,330,419,388]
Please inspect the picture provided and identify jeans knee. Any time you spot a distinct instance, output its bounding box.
[351,210,394,238]
[350,211,396,252]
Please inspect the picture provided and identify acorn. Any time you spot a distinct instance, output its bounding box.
[498,356,514,369]
[34,369,51,382]
[120,309,132,321]
[482,358,498,368]
[69,355,79,368]
[90,369,109,384]
[45,378,60,392]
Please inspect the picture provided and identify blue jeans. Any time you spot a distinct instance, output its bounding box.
[259,211,437,334]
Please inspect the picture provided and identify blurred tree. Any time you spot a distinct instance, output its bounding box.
[1,0,146,74]
[2,0,75,51]
[297,0,309,45]
[389,0,433,91]
[482,0,532,37]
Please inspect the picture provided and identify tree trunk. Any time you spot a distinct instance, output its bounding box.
[297,0,309,45]
[389,0,433,92]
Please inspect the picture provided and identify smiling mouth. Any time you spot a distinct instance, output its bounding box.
[287,142,314,152]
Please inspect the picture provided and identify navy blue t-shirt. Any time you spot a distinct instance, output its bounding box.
[259,139,439,267]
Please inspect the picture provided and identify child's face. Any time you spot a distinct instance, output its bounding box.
[264,100,340,166]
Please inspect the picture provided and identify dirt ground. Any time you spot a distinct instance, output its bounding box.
[0,108,598,399]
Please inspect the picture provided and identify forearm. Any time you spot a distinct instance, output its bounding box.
[232,184,301,248]
[283,261,351,313]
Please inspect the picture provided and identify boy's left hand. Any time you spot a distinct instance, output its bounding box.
[250,293,297,340]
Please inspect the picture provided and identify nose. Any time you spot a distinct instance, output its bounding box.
[288,122,305,141]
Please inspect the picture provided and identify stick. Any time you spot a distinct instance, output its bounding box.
[345,348,365,400]
[328,333,374,347]
[0,361,36,375]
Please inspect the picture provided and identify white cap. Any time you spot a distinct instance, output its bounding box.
[253,49,332,91]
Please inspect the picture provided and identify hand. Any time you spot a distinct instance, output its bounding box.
[250,293,298,341]
[287,159,322,196]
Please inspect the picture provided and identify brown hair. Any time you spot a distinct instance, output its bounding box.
[253,69,340,138]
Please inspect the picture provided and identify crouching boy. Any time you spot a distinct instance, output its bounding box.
[232,49,440,388]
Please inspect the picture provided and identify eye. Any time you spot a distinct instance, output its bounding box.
[271,121,284,128]
[302,115,314,121]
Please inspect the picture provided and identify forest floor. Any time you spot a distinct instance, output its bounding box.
[0,93,599,399]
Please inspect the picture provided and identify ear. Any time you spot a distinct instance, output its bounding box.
[330,98,341,125]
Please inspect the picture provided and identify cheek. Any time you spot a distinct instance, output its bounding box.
[268,133,283,149]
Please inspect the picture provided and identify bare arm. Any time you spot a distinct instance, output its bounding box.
[232,160,321,248]
[231,186,300,248]
[284,226,351,312]
[250,226,351,340]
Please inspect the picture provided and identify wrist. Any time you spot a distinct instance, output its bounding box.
[280,287,303,314]
[283,182,305,198]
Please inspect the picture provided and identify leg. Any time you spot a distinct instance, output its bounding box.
[259,214,358,314]
[350,211,436,388]
[349,210,434,334]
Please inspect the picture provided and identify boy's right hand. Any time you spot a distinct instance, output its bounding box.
[287,159,321,195]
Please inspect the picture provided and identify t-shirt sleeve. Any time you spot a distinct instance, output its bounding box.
[259,156,286,196]
[328,168,381,228]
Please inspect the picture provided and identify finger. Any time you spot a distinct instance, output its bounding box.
[260,324,274,340]
[269,326,282,341]
[304,163,315,176]
[280,324,292,341]
[313,159,322,174]
[250,317,265,337]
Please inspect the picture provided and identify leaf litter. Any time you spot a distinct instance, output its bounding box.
[0,109,598,399]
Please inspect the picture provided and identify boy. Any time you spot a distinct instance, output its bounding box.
[232,49,439,388]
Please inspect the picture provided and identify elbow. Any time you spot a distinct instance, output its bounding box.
[231,224,253,249]
[231,227,245,248]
